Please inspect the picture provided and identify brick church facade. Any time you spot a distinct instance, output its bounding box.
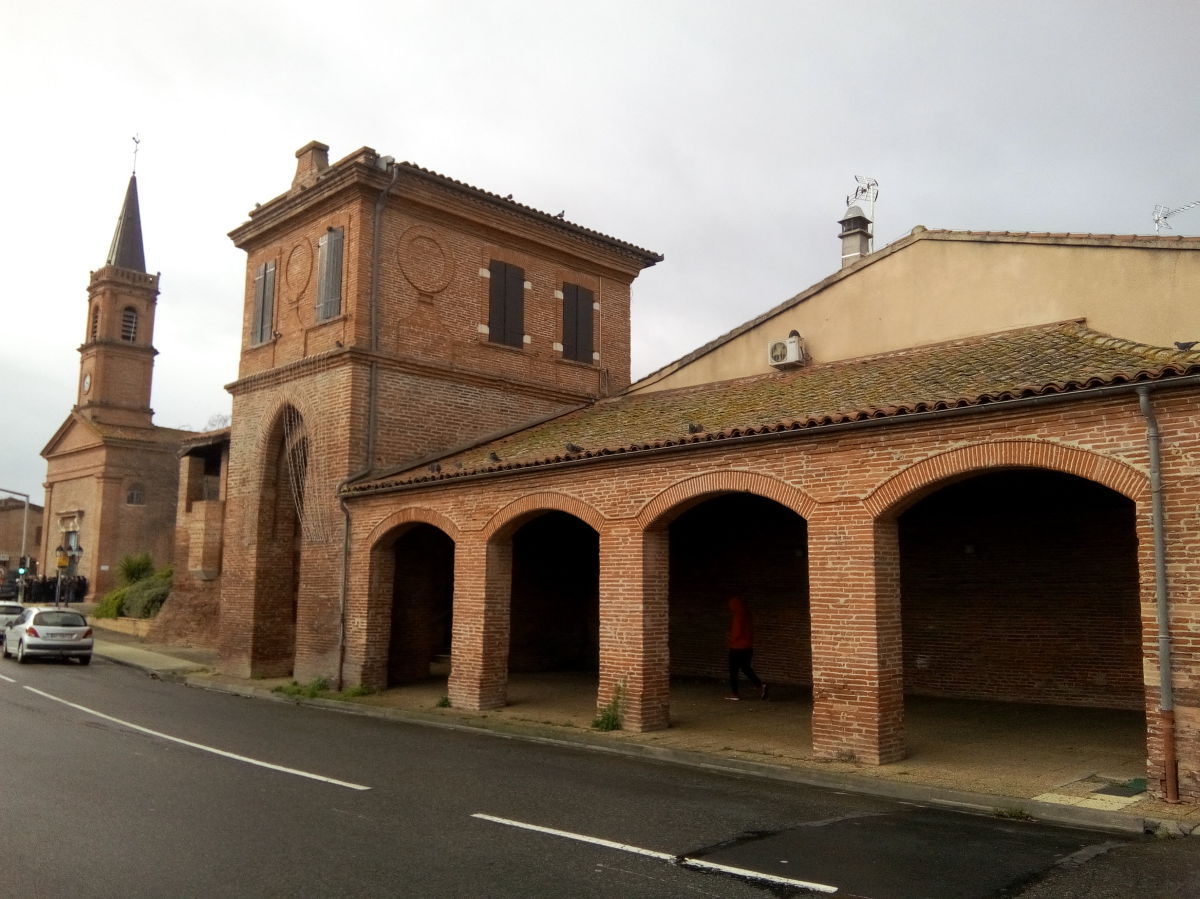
[41,174,193,597]
[61,143,1200,805]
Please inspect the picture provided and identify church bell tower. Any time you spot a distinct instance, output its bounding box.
[76,173,160,428]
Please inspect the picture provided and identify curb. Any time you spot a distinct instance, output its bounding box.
[97,646,1189,837]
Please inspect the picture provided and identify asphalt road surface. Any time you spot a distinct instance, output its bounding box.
[2,656,1193,898]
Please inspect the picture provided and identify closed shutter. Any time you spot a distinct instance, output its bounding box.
[252,261,276,344]
[488,260,525,347]
[317,228,344,321]
[562,283,594,362]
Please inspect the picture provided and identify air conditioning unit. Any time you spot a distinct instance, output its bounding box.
[767,334,806,368]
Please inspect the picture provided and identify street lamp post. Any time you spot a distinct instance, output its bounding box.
[54,545,68,608]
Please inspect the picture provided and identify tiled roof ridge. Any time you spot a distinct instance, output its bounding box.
[397,160,664,263]
[919,228,1200,244]
[1065,325,1200,362]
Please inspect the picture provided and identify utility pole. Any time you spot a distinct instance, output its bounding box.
[0,488,30,603]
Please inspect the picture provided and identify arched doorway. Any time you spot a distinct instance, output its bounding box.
[497,510,600,720]
[897,469,1144,775]
[387,524,455,687]
[249,404,309,677]
[666,492,810,737]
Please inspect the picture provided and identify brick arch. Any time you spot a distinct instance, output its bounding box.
[252,391,319,459]
[482,492,606,541]
[864,439,1148,518]
[366,506,461,550]
[636,470,818,530]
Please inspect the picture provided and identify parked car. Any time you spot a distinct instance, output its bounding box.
[2,607,93,664]
[0,602,23,641]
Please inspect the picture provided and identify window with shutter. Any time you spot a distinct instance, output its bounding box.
[251,260,276,345]
[562,283,594,363]
[316,227,344,322]
[90,305,100,341]
[488,259,525,347]
[121,307,138,342]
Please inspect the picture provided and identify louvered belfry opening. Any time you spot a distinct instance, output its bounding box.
[120,306,138,342]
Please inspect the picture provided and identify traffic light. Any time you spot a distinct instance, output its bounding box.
[17,556,26,575]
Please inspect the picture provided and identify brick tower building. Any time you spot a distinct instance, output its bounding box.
[218,142,661,679]
[42,173,193,596]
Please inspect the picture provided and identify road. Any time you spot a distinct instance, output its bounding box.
[1,656,1195,898]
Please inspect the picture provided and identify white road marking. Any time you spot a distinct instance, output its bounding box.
[0,673,16,683]
[472,813,838,893]
[23,686,371,791]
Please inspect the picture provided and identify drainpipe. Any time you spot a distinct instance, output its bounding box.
[1137,385,1179,803]
[335,158,398,690]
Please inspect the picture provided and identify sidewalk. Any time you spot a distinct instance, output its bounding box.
[91,628,1200,837]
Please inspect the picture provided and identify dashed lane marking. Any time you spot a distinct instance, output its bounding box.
[472,813,839,893]
[23,685,371,791]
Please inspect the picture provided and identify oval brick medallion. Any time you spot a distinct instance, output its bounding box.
[398,226,454,294]
[285,241,313,301]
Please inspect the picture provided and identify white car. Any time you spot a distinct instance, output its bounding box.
[2,607,93,664]
[0,602,23,642]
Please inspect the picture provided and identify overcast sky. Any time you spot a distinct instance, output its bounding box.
[2,1,1197,503]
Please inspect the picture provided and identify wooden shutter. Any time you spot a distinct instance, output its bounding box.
[575,285,593,362]
[504,263,524,346]
[253,261,276,344]
[562,284,594,362]
[317,228,343,320]
[562,284,579,359]
[489,260,525,347]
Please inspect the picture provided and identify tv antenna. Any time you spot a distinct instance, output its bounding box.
[847,175,879,218]
[1153,200,1200,233]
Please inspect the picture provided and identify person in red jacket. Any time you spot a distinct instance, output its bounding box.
[726,595,768,700]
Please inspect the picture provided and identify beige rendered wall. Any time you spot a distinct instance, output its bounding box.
[634,237,1200,393]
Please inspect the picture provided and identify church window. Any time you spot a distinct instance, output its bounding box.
[90,305,100,341]
[561,283,594,363]
[251,260,276,345]
[316,227,344,322]
[488,259,525,347]
[121,307,138,342]
[126,483,145,505]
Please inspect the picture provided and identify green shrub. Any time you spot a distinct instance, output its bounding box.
[121,567,173,619]
[591,683,625,731]
[117,552,155,585]
[93,587,127,619]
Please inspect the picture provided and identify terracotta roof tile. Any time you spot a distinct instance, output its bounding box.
[351,323,1200,493]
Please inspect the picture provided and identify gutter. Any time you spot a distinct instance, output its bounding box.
[335,159,398,689]
[345,372,1200,498]
[1136,385,1180,803]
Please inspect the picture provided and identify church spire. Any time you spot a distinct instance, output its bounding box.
[106,173,146,273]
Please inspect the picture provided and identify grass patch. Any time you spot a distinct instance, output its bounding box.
[436,695,451,708]
[993,805,1034,820]
[591,682,625,731]
[273,677,332,699]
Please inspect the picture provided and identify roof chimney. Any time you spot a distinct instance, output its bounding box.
[838,205,873,268]
[839,176,878,268]
[292,140,330,191]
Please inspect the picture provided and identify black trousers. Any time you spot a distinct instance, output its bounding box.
[728,648,762,694]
